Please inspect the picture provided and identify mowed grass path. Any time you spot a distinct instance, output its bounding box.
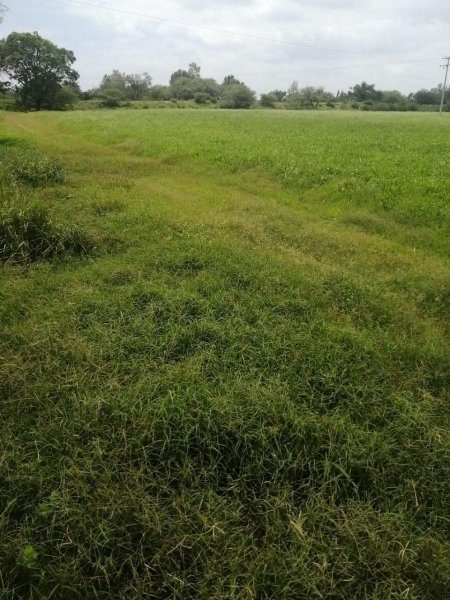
[0,110,449,599]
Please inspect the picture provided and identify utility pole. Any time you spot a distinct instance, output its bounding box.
[440,56,450,114]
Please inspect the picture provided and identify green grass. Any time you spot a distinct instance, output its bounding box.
[0,202,93,265]
[0,109,449,599]
[0,148,65,186]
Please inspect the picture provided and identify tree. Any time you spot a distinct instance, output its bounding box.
[149,84,171,101]
[301,86,332,103]
[269,89,286,101]
[198,78,220,101]
[287,80,299,95]
[124,72,152,100]
[285,86,332,110]
[96,70,152,101]
[170,64,201,85]
[285,92,306,110]
[220,83,255,109]
[170,69,189,85]
[170,76,196,100]
[188,62,201,79]
[336,90,350,101]
[222,74,241,86]
[51,83,80,110]
[0,31,78,110]
[260,93,276,108]
[95,70,126,105]
[413,89,441,105]
[349,81,382,102]
[99,88,125,108]
[170,76,220,101]
[98,70,126,93]
[381,90,405,104]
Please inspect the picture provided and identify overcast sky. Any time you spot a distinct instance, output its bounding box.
[2,0,450,94]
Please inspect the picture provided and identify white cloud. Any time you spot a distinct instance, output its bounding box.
[5,0,450,93]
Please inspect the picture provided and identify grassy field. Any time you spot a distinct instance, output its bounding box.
[0,109,449,599]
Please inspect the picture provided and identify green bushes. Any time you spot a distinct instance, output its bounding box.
[220,83,256,109]
[99,88,125,108]
[194,92,208,105]
[361,100,419,112]
[260,93,277,108]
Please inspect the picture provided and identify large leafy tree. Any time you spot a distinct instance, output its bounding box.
[349,81,382,102]
[414,88,441,105]
[169,63,220,103]
[0,31,79,110]
[97,70,152,101]
[170,69,189,85]
[170,63,201,85]
[124,72,152,100]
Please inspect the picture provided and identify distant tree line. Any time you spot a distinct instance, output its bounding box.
[259,80,450,112]
[0,31,449,112]
[86,62,256,109]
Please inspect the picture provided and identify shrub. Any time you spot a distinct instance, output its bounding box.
[269,89,286,101]
[148,85,171,101]
[285,93,304,110]
[98,89,125,108]
[220,84,255,109]
[0,203,93,264]
[375,103,390,111]
[194,92,208,105]
[285,93,314,110]
[260,93,276,108]
[51,85,80,111]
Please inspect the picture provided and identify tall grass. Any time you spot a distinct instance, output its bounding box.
[0,146,91,264]
[0,202,92,264]
[1,149,65,186]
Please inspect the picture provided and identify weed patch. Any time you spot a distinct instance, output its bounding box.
[0,203,93,264]
[92,198,125,216]
[0,136,26,149]
[1,149,65,186]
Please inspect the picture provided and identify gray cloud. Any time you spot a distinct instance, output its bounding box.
[4,0,450,93]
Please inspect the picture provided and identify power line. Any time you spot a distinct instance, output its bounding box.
[235,58,439,79]
[63,0,411,61]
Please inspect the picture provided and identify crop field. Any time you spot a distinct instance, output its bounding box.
[0,109,449,598]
